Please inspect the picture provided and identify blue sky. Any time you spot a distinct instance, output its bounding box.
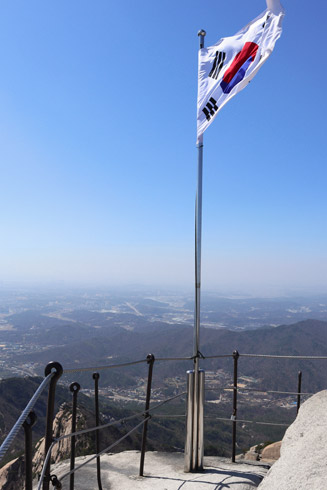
[0,0,326,295]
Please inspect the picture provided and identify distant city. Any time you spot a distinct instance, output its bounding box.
[1,284,327,381]
[1,284,327,331]
[1,284,327,460]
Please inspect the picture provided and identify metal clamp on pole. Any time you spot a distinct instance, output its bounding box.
[184,368,205,472]
[184,370,195,472]
[197,369,205,467]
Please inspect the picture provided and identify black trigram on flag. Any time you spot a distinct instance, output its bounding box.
[262,14,270,28]
[209,51,226,80]
[202,97,218,121]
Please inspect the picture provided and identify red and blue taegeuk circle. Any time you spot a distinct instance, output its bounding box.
[220,42,259,94]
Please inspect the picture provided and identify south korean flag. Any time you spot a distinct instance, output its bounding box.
[197,0,284,143]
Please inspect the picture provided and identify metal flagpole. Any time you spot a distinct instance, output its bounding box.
[194,29,206,364]
[193,29,206,471]
[185,28,206,473]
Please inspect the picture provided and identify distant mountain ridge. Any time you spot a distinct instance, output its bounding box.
[2,319,327,479]
[11,319,327,392]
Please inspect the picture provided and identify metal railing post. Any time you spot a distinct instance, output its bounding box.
[43,361,63,490]
[92,372,103,490]
[297,370,302,415]
[69,382,80,490]
[23,411,37,490]
[184,370,194,472]
[139,354,155,477]
[232,350,239,463]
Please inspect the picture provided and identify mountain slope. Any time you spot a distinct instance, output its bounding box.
[12,319,327,392]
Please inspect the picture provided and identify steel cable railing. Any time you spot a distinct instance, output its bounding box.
[240,353,327,360]
[155,356,193,361]
[60,417,151,485]
[201,354,234,359]
[43,410,147,445]
[201,350,327,462]
[2,349,327,489]
[37,416,151,489]
[237,388,314,396]
[64,358,148,374]
[0,371,55,463]
[36,388,188,488]
[204,416,290,427]
[205,387,314,396]
[146,391,187,413]
[152,414,186,418]
[190,352,327,360]
[34,390,187,450]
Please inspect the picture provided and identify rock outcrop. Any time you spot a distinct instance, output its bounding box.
[0,456,24,490]
[236,444,260,462]
[260,441,281,462]
[33,402,94,475]
[258,390,327,489]
[0,403,94,489]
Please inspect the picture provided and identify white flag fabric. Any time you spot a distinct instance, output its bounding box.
[197,0,284,143]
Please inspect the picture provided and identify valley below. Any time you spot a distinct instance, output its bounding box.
[1,286,327,466]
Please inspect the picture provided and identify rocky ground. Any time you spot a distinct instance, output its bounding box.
[3,390,327,489]
[35,451,270,489]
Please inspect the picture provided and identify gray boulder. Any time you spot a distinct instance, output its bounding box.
[259,390,327,489]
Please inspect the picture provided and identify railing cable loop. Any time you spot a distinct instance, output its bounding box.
[50,474,62,489]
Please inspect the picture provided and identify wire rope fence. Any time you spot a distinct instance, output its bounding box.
[0,350,326,488]
[0,370,55,464]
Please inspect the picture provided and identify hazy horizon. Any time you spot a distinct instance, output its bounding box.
[1,278,327,300]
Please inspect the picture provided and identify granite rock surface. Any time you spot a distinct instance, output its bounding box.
[258,390,327,490]
[38,451,269,489]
